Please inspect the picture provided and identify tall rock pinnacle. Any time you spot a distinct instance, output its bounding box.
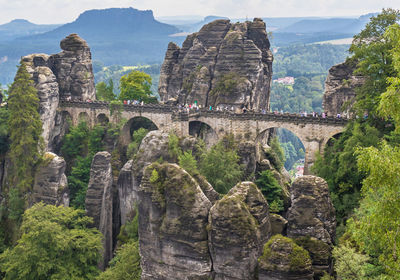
[159,18,273,111]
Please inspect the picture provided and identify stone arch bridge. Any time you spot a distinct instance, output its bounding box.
[59,100,347,174]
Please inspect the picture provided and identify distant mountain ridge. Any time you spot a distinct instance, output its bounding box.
[0,7,184,84]
[0,19,60,42]
[29,8,180,40]
[276,14,376,34]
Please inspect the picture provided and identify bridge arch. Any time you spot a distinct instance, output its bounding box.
[78,112,90,125]
[121,116,158,146]
[321,130,344,151]
[189,120,218,148]
[96,113,110,126]
[256,126,306,175]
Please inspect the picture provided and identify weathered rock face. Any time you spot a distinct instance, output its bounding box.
[323,59,364,117]
[287,176,336,245]
[258,234,314,280]
[209,181,271,279]
[139,163,212,279]
[270,213,288,236]
[159,18,273,111]
[31,152,69,206]
[238,141,257,179]
[117,160,137,225]
[192,173,220,205]
[22,54,60,151]
[21,34,95,152]
[294,236,332,279]
[50,34,96,101]
[85,151,113,270]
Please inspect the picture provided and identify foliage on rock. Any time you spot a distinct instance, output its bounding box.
[0,203,102,280]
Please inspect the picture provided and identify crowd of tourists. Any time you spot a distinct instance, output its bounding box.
[76,97,349,119]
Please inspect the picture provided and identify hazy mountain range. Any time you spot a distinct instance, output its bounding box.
[0,7,376,85]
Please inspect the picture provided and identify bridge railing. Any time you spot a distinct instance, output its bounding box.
[59,100,348,126]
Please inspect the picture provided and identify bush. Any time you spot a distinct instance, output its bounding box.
[178,150,199,176]
[199,139,243,194]
[96,241,141,280]
[126,128,148,159]
[255,170,283,212]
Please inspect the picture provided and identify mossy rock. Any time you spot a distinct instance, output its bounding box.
[294,236,331,265]
[258,234,313,277]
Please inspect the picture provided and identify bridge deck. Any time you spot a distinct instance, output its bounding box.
[60,100,348,126]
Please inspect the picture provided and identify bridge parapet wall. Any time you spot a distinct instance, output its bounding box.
[59,100,348,174]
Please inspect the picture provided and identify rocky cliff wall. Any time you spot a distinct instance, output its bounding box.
[323,59,364,117]
[159,18,273,111]
[22,33,96,152]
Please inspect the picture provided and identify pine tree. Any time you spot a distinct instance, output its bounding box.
[7,62,43,192]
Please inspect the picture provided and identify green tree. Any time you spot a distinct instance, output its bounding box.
[350,8,400,120]
[126,128,148,159]
[0,105,9,155]
[255,170,283,212]
[313,122,380,228]
[96,241,141,280]
[0,203,102,280]
[61,122,105,209]
[200,139,243,194]
[332,244,374,280]
[178,150,199,176]
[343,141,400,277]
[95,79,116,101]
[119,71,157,103]
[7,62,43,191]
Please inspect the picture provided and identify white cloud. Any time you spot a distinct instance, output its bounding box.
[0,0,399,24]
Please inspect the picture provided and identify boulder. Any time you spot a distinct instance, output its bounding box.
[287,176,336,245]
[270,213,288,235]
[294,236,332,279]
[139,163,212,279]
[159,18,273,111]
[323,59,364,117]
[209,181,271,279]
[50,34,96,101]
[258,234,314,280]
[85,151,114,270]
[31,152,68,206]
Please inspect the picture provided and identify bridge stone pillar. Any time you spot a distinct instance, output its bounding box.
[171,113,189,137]
[303,139,321,175]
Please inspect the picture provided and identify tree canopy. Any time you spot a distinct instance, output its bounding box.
[7,62,43,192]
[119,70,157,103]
[95,79,116,102]
[0,203,102,280]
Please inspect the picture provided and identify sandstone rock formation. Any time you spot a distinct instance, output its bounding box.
[209,181,271,279]
[139,163,212,279]
[21,33,95,152]
[22,54,60,151]
[159,18,273,111]
[287,176,336,245]
[270,213,288,235]
[294,236,332,279]
[85,151,114,270]
[258,234,314,280]
[117,160,137,225]
[31,152,68,206]
[323,59,364,117]
[50,34,96,101]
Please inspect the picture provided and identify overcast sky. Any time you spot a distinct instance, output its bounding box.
[0,0,399,24]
